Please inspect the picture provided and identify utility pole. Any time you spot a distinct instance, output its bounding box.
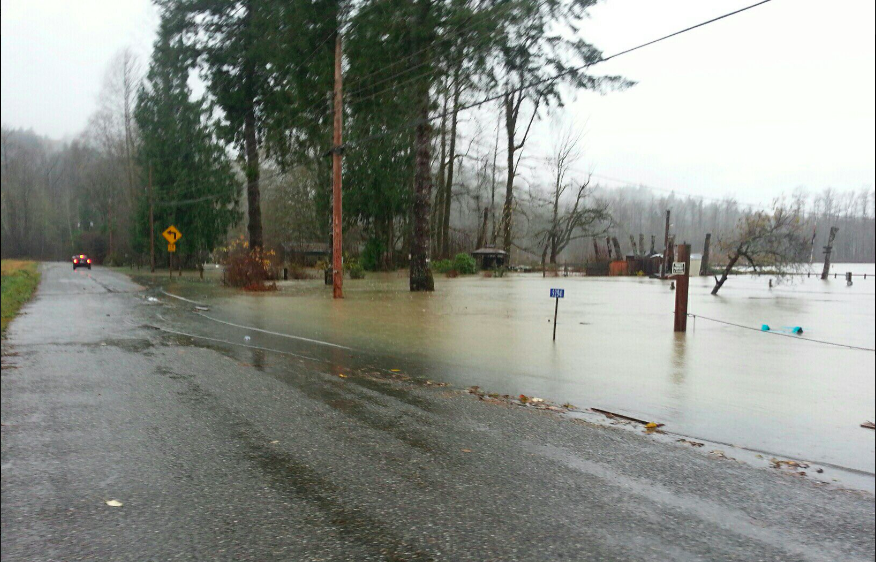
[331,33,344,299]
[149,163,155,273]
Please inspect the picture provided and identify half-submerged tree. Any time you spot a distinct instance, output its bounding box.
[711,204,810,295]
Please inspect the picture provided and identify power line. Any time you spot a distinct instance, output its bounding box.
[343,0,776,149]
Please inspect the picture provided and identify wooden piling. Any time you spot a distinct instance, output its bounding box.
[700,233,711,276]
[612,237,623,260]
[661,210,671,278]
[674,244,691,332]
[821,226,839,280]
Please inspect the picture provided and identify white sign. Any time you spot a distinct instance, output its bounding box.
[672,262,686,275]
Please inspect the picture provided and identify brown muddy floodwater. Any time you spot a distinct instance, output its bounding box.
[170,263,876,476]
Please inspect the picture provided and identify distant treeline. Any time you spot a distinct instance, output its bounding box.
[3,122,873,264]
[591,185,876,264]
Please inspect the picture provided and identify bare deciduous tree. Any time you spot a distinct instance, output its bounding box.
[711,203,810,295]
[531,128,611,268]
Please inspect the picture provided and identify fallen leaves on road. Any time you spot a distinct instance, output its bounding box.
[461,449,472,453]
[862,421,875,430]
[770,458,810,470]
[677,438,705,448]
[338,373,348,378]
[105,500,123,507]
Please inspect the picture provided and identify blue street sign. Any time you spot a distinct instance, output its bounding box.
[550,288,564,299]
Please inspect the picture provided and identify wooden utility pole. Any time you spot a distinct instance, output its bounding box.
[149,164,155,273]
[820,226,839,280]
[331,34,344,299]
[674,243,691,332]
[700,233,711,276]
[661,210,671,278]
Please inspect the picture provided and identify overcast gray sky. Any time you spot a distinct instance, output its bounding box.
[2,0,874,205]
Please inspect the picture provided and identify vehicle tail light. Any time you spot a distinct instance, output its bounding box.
[73,259,78,264]
[87,259,91,263]
[80,255,85,258]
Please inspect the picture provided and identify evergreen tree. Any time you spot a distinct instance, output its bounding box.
[134,9,240,265]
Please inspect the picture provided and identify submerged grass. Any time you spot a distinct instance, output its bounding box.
[1,260,40,336]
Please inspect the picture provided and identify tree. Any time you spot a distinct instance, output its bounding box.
[494,0,632,260]
[134,10,241,264]
[711,204,810,295]
[534,128,610,266]
[168,0,277,250]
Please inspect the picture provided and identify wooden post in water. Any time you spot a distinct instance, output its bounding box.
[661,210,671,278]
[821,226,838,280]
[612,237,623,260]
[700,233,711,276]
[674,243,691,332]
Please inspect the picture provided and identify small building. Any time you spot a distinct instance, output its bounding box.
[284,242,329,266]
[626,253,664,276]
[471,247,507,270]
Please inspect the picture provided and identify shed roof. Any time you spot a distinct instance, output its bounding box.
[471,247,507,256]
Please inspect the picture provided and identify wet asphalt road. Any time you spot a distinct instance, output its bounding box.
[2,263,874,561]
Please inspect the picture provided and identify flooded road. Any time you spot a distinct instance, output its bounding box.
[4,262,874,561]
[161,264,876,475]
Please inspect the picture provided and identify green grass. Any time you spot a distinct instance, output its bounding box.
[1,260,41,336]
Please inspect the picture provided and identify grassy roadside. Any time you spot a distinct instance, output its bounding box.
[1,260,41,336]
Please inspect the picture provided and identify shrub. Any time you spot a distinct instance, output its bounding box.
[345,258,366,279]
[445,269,459,278]
[432,259,453,273]
[360,238,385,271]
[453,252,477,275]
[221,236,277,291]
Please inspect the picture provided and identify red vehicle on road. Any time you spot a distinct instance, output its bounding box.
[72,254,92,270]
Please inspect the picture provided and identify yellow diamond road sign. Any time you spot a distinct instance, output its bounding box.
[162,225,182,244]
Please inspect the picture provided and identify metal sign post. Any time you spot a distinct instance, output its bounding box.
[550,288,564,341]
[162,226,182,281]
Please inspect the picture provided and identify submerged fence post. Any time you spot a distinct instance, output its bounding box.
[674,244,691,333]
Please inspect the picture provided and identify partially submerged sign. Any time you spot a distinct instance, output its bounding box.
[672,262,685,276]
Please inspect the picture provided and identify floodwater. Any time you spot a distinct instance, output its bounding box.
[163,263,876,476]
